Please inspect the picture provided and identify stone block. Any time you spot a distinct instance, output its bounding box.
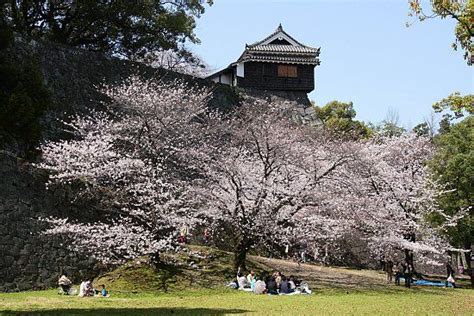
[3,256,14,266]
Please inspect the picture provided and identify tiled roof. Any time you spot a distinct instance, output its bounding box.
[239,54,320,65]
[249,24,305,47]
[238,24,320,65]
[246,44,319,54]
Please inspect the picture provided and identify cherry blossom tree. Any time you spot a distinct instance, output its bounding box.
[285,133,454,269]
[37,76,456,272]
[341,134,452,269]
[38,77,216,264]
[196,100,359,270]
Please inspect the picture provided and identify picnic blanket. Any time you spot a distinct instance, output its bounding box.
[414,279,453,288]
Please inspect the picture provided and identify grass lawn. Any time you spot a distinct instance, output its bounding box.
[0,287,473,315]
[2,247,473,315]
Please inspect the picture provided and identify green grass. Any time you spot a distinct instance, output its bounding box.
[93,246,269,293]
[1,246,473,315]
[0,288,473,315]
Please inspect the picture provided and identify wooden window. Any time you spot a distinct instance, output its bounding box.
[277,65,298,78]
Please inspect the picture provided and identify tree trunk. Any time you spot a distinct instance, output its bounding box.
[404,233,415,269]
[234,239,251,272]
[464,241,473,289]
[403,232,416,288]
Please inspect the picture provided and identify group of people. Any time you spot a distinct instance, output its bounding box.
[384,261,415,288]
[384,260,457,288]
[232,269,311,295]
[58,274,109,297]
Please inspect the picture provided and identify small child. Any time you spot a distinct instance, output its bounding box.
[101,284,109,297]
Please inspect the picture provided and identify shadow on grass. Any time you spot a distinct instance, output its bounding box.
[0,307,248,315]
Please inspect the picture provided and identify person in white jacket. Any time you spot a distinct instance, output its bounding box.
[58,274,72,294]
[78,281,86,297]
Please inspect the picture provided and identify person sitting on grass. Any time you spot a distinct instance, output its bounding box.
[288,275,297,291]
[266,276,278,295]
[273,271,282,288]
[100,284,109,297]
[237,272,250,289]
[58,274,72,295]
[247,271,256,290]
[254,278,267,294]
[79,280,94,297]
[78,281,86,297]
[85,281,94,296]
[279,276,293,294]
[247,271,256,284]
[298,281,312,294]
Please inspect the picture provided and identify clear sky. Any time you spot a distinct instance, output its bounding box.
[190,0,473,127]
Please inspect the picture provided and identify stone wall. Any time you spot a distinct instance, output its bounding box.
[0,37,313,292]
[0,38,227,292]
[239,87,319,125]
[0,152,102,292]
[8,36,213,114]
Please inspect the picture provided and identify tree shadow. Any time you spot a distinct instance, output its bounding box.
[1,307,248,315]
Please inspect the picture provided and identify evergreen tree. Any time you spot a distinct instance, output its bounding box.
[0,4,51,157]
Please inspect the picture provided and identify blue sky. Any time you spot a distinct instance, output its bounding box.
[190,0,473,127]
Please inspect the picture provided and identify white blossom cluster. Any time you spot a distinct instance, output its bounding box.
[38,77,213,264]
[37,77,461,269]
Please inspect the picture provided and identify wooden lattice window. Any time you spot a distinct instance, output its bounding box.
[277,65,298,78]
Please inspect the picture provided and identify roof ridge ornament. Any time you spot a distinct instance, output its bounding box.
[277,23,283,32]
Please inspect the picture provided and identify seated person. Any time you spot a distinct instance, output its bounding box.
[79,280,94,297]
[58,274,72,295]
[237,273,249,289]
[247,271,256,290]
[299,281,312,294]
[78,281,86,297]
[280,276,293,294]
[266,276,278,295]
[274,271,282,288]
[100,284,109,297]
[254,279,267,294]
[288,275,297,291]
[247,271,256,284]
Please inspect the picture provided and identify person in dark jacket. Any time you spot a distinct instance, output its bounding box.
[403,263,412,288]
[393,262,401,286]
[446,262,455,278]
[279,276,293,294]
[266,276,278,295]
[446,262,456,288]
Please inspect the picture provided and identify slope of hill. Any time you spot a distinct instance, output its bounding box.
[94,245,390,293]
